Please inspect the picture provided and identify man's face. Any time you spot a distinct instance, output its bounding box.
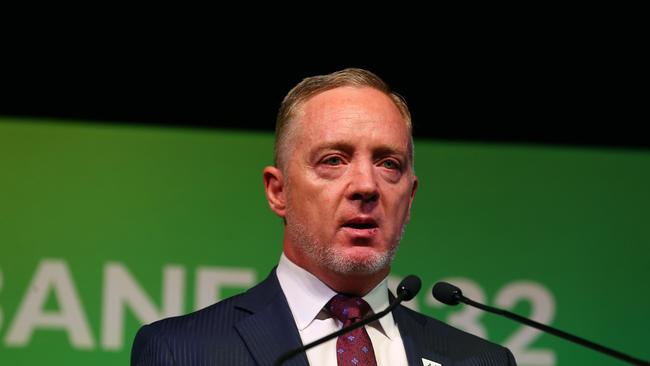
[281,86,417,278]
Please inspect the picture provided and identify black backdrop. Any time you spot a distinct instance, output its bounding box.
[1,27,646,150]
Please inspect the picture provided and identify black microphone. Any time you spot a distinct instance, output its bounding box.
[273,275,422,366]
[432,281,650,366]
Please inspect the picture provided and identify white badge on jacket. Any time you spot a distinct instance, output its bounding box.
[422,358,442,366]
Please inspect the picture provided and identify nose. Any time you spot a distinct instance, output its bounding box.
[347,161,379,204]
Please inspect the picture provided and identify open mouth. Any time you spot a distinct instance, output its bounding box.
[341,217,379,230]
[343,222,378,229]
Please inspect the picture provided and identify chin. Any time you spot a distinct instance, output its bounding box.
[288,219,400,275]
[323,245,398,275]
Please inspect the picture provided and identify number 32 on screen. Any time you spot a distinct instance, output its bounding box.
[389,276,556,366]
[430,279,555,366]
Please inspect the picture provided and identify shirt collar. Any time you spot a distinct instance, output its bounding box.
[276,253,399,339]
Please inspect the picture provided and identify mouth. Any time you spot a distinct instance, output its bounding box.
[342,222,378,229]
[340,217,379,237]
[342,216,378,229]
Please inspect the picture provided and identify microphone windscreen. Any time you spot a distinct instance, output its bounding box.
[397,275,422,301]
[432,281,462,306]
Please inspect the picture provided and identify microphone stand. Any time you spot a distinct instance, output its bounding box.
[454,290,649,366]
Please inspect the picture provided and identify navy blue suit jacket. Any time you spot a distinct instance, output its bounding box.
[131,269,516,365]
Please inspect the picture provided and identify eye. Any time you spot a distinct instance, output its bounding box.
[322,156,343,166]
[381,159,400,170]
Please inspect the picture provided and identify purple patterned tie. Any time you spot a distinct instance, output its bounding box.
[328,294,378,366]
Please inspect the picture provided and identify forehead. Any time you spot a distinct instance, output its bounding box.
[295,86,410,151]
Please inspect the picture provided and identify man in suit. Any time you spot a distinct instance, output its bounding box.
[131,68,517,365]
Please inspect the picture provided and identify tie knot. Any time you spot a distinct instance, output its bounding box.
[328,294,371,324]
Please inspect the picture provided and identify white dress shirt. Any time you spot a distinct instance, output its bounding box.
[276,253,409,366]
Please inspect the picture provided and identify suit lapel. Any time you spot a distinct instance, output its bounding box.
[234,269,309,366]
[393,305,453,366]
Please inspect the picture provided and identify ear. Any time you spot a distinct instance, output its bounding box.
[404,175,418,224]
[263,166,286,218]
[410,175,418,201]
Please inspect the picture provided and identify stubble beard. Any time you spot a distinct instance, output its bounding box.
[285,206,406,276]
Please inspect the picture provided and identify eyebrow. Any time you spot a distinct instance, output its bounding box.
[311,142,355,156]
[310,142,408,160]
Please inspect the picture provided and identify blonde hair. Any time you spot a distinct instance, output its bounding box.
[274,68,413,171]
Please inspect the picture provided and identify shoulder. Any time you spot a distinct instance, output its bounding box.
[395,305,516,365]
[130,295,248,365]
[131,269,283,365]
[135,294,246,339]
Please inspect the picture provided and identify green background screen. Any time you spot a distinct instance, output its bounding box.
[1,119,648,365]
